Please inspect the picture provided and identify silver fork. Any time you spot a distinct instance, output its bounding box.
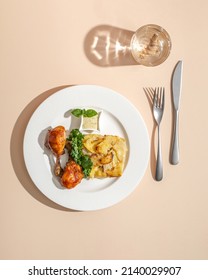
[153,87,165,181]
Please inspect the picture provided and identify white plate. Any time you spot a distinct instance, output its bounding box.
[23,85,150,211]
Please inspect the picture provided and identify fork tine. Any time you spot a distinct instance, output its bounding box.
[161,87,165,108]
[158,87,162,107]
[163,88,165,108]
[158,87,161,107]
[153,88,158,107]
[157,87,161,107]
[156,87,165,108]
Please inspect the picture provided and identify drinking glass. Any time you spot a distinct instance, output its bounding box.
[130,24,171,66]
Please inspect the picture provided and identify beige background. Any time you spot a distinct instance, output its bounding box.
[1,0,208,259]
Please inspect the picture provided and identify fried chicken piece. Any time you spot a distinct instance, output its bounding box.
[45,126,66,176]
[61,160,84,189]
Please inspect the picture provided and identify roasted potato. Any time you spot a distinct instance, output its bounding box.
[83,134,127,178]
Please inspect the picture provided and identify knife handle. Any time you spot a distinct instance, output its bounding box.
[170,110,179,164]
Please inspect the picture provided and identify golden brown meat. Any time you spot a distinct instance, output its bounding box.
[61,160,84,189]
[45,126,66,176]
[47,126,66,156]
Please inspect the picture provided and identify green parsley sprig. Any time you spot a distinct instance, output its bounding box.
[67,129,93,178]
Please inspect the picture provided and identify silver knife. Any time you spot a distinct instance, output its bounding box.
[170,60,183,165]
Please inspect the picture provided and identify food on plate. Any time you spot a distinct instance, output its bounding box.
[67,129,93,178]
[45,126,66,176]
[83,134,127,178]
[61,160,84,189]
[45,126,128,189]
[46,126,66,156]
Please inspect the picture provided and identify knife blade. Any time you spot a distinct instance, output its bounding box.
[170,60,183,165]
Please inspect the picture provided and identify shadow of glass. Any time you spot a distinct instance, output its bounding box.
[84,24,139,67]
[10,85,79,212]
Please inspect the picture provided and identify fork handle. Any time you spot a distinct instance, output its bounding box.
[155,125,163,181]
[170,110,179,165]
